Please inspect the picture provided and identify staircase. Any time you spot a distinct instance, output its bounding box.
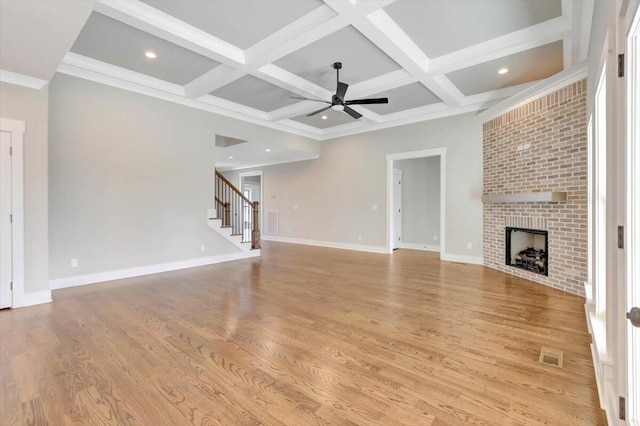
[208,170,261,253]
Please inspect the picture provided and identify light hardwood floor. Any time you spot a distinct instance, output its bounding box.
[1,242,605,425]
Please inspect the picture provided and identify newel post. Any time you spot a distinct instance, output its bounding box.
[252,201,261,249]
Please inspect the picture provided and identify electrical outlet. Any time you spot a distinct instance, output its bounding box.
[523,143,531,150]
[467,243,473,250]
[372,205,378,211]
[357,235,362,241]
[200,244,206,252]
[433,235,438,241]
[293,204,298,210]
[517,145,524,151]
[71,259,78,268]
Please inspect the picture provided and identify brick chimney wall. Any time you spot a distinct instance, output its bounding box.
[482,79,587,296]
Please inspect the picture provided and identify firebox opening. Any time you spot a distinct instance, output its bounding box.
[505,227,548,276]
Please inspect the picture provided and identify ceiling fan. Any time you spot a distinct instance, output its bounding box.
[291,62,388,119]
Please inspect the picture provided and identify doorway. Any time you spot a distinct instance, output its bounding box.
[386,148,446,255]
[0,118,25,309]
[392,169,402,249]
[239,171,263,243]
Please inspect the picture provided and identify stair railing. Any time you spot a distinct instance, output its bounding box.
[215,170,261,249]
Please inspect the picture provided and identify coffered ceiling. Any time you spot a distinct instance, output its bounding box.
[7,0,593,141]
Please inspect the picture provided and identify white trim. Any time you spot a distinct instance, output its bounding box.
[0,70,48,90]
[0,118,25,309]
[386,148,446,257]
[398,243,440,252]
[20,291,52,307]
[440,253,484,265]
[49,251,260,290]
[625,4,640,424]
[261,235,387,254]
[477,63,588,121]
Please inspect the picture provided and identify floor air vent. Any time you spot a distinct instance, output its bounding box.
[539,347,563,368]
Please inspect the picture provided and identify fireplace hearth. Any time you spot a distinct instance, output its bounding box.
[505,227,548,276]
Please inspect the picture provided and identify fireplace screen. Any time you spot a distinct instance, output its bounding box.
[505,227,548,276]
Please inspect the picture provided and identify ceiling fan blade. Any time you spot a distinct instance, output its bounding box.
[306,105,332,117]
[336,82,348,101]
[290,96,330,104]
[345,97,389,105]
[343,106,362,119]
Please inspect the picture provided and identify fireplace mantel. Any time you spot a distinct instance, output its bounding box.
[481,191,568,203]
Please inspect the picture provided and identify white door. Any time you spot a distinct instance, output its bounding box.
[626,6,640,423]
[0,131,12,309]
[392,169,402,250]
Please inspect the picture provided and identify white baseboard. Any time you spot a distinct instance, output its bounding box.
[261,235,387,254]
[398,243,440,252]
[584,303,616,424]
[441,253,484,265]
[50,250,261,290]
[18,290,52,307]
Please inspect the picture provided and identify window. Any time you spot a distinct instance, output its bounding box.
[594,64,607,317]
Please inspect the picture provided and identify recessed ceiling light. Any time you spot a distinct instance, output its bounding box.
[498,68,509,75]
[228,156,234,159]
[145,51,157,59]
[321,115,328,120]
[265,149,271,152]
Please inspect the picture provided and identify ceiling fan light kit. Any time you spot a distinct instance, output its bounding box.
[290,62,389,120]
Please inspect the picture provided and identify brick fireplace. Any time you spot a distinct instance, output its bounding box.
[482,79,587,296]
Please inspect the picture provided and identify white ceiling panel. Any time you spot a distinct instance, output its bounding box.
[141,0,324,49]
[274,26,401,91]
[446,41,564,96]
[385,0,562,58]
[291,107,357,129]
[364,83,441,114]
[70,12,220,85]
[211,75,301,112]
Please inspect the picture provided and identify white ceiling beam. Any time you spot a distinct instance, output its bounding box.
[573,0,594,64]
[62,52,185,96]
[94,0,245,65]
[184,64,239,98]
[428,16,572,76]
[256,64,332,101]
[462,80,542,106]
[351,106,384,123]
[268,101,330,122]
[347,69,415,99]
[185,5,347,99]
[244,5,342,65]
[561,0,573,69]
[359,9,465,107]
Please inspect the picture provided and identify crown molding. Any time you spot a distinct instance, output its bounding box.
[0,69,48,90]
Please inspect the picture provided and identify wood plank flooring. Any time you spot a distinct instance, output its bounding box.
[0,242,606,425]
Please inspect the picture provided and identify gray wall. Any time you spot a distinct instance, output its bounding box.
[48,74,318,279]
[224,112,483,259]
[0,82,49,294]
[395,156,440,248]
